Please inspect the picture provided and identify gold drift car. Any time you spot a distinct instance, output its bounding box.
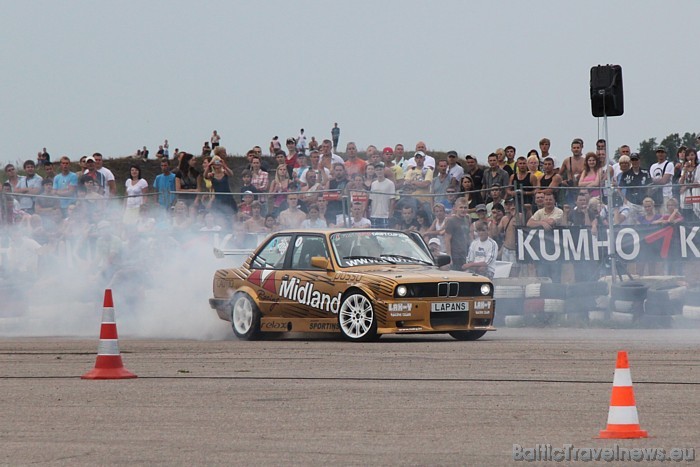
[209,229,495,341]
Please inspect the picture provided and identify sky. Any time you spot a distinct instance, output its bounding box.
[2,0,698,167]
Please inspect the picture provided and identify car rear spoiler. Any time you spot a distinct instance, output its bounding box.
[213,248,254,259]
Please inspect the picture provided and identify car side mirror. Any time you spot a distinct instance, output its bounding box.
[435,255,451,268]
[310,256,332,270]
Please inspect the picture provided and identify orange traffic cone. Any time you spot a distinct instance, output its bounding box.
[81,289,137,380]
[599,350,647,438]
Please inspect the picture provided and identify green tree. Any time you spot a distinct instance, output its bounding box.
[660,133,681,159]
[681,132,698,150]
[637,137,656,167]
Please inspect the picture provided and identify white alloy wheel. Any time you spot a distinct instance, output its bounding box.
[338,293,377,341]
[231,294,261,340]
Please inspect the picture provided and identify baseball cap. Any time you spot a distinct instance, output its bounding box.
[414,151,426,158]
[630,153,640,160]
[428,238,440,246]
[382,147,394,154]
[655,145,667,153]
[475,204,487,212]
[446,150,458,158]
[286,137,296,145]
[85,156,95,163]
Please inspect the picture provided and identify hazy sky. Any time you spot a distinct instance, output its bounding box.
[2,0,698,166]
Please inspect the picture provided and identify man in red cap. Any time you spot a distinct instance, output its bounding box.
[382,146,404,187]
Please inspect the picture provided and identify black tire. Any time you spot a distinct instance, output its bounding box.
[449,330,487,341]
[644,298,683,316]
[539,283,568,299]
[338,291,378,342]
[646,285,686,302]
[230,293,262,340]
[611,281,648,301]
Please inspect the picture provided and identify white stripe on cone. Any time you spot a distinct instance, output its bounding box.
[612,368,632,387]
[606,406,641,425]
[97,339,120,356]
[102,307,115,323]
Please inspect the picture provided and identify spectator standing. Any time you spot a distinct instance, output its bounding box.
[679,148,698,221]
[403,151,433,211]
[175,153,201,214]
[331,123,340,151]
[393,144,410,172]
[53,156,78,218]
[431,159,453,204]
[320,139,344,165]
[425,203,448,249]
[382,147,404,187]
[344,142,366,177]
[446,151,464,181]
[369,162,395,228]
[270,136,281,156]
[464,155,484,191]
[649,146,674,207]
[619,153,651,219]
[406,141,436,169]
[211,130,221,148]
[297,129,307,156]
[537,157,562,196]
[444,198,471,271]
[482,153,509,198]
[41,147,51,164]
[539,137,554,168]
[278,194,306,229]
[123,165,148,224]
[323,163,349,225]
[559,138,586,206]
[269,164,297,216]
[205,155,237,220]
[578,152,603,199]
[300,203,327,229]
[348,202,371,228]
[463,221,498,278]
[285,138,300,172]
[153,159,176,211]
[459,175,483,218]
[509,156,536,207]
[527,192,563,282]
[92,153,116,197]
[82,156,106,196]
[21,160,43,215]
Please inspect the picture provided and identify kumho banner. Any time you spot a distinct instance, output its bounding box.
[516,223,700,263]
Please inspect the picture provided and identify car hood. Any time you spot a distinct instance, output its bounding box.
[343,265,488,283]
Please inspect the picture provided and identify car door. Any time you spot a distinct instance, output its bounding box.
[280,234,338,318]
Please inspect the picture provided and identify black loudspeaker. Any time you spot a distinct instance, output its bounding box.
[590,65,624,117]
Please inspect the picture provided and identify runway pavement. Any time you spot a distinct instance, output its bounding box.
[1,329,698,465]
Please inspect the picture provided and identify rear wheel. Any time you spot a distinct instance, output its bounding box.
[449,330,487,341]
[338,292,377,341]
[231,293,262,340]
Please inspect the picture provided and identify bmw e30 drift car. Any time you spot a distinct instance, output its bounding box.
[209,229,495,341]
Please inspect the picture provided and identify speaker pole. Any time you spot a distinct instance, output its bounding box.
[603,113,618,284]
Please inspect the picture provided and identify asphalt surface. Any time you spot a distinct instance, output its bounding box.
[1,329,698,466]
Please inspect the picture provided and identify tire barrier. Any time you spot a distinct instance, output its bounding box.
[495,277,697,328]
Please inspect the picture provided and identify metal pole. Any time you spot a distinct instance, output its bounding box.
[603,115,617,283]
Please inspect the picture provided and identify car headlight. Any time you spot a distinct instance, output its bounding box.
[480,284,491,296]
[396,285,408,297]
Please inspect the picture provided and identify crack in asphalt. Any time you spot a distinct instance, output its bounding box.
[0,375,697,384]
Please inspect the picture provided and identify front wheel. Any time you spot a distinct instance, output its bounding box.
[338,292,377,341]
[231,293,262,340]
[449,330,487,341]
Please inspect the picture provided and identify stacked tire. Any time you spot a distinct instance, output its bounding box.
[493,278,550,327]
[643,283,685,328]
[609,281,648,325]
[524,281,609,326]
[681,288,700,323]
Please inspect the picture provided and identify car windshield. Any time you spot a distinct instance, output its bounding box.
[330,230,433,267]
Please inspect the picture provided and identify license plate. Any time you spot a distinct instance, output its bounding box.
[431,302,469,312]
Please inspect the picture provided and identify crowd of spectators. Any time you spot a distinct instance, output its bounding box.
[2,133,700,283]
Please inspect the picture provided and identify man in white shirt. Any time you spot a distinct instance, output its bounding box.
[649,145,674,206]
[348,202,371,228]
[406,141,436,169]
[369,162,396,228]
[320,139,344,165]
[463,221,498,278]
[446,151,464,182]
[91,153,116,196]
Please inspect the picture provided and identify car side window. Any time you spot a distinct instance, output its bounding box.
[250,235,292,269]
[290,235,329,270]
